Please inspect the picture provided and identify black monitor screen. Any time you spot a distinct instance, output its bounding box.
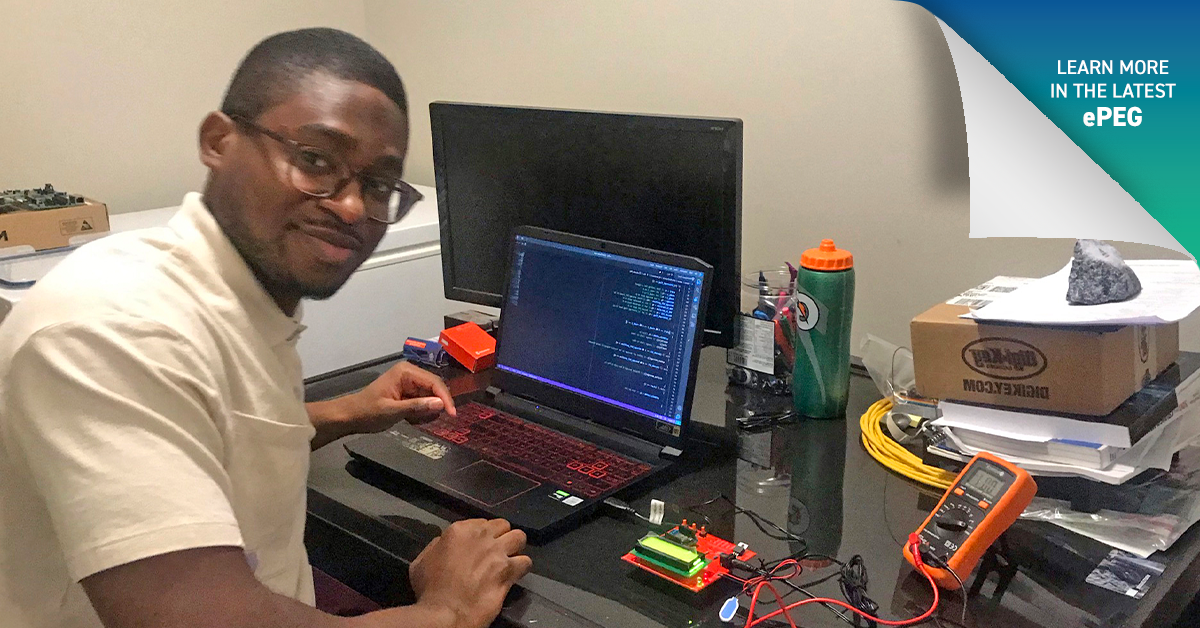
[498,234,706,428]
[431,102,741,347]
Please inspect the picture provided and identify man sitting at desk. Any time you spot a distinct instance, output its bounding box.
[0,28,530,628]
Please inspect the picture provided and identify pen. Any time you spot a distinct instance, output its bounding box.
[774,319,795,365]
[778,307,796,348]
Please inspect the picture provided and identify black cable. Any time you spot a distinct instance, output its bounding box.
[796,570,843,589]
[735,410,798,429]
[881,472,908,549]
[683,494,808,546]
[924,553,967,626]
[838,555,880,628]
[786,582,858,626]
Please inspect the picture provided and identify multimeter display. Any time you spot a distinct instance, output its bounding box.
[961,466,1007,500]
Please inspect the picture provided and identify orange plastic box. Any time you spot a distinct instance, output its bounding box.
[439,322,496,372]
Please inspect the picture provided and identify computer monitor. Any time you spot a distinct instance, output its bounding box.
[430,102,742,348]
[495,227,711,446]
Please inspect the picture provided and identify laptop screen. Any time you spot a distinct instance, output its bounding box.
[497,234,707,430]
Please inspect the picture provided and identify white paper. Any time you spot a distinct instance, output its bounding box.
[945,415,1181,484]
[936,401,1137,448]
[964,260,1200,326]
[945,275,1036,309]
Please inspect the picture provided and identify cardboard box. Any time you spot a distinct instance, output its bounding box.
[912,302,1179,416]
[439,322,496,372]
[0,198,110,255]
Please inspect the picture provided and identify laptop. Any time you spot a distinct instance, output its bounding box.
[345,226,711,534]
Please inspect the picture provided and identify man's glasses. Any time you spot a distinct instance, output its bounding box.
[227,113,422,224]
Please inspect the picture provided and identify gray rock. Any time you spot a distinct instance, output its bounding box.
[1066,239,1142,305]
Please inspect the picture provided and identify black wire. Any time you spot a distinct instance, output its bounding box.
[796,570,843,589]
[881,472,908,549]
[683,494,808,546]
[786,582,858,625]
[839,555,880,628]
[924,553,968,626]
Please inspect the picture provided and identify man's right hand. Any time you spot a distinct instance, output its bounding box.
[409,518,533,628]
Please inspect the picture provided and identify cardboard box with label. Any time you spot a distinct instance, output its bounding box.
[0,198,110,256]
[911,278,1180,416]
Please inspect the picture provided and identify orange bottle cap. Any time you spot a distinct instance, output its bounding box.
[800,239,853,271]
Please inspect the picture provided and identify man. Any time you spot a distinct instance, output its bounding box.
[0,28,530,628]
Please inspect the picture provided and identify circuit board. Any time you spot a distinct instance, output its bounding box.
[621,523,756,592]
[0,184,86,214]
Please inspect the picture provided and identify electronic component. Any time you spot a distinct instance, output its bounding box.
[633,535,708,576]
[0,184,85,214]
[664,525,698,548]
[403,337,450,368]
[904,451,1037,589]
[718,597,739,622]
[621,522,756,592]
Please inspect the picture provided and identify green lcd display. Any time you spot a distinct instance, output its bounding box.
[633,534,708,576]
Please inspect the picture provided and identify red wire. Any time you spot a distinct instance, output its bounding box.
[763,582,799,628]
[743,539,940,628]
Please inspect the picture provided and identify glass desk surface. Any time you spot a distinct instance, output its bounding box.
[305,349,1200,628]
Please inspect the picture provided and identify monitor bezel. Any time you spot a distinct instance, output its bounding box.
[430,101,741,348]
[492,226,712,451]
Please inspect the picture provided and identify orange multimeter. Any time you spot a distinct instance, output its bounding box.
[903,452,1037,590]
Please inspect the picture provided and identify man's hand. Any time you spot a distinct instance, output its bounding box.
[82,545,479,628]
[409,519,533,628]
[307,362,456,449]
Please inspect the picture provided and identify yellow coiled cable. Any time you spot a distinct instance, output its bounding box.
[859,397,956,490]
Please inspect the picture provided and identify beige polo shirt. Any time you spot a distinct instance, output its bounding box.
[0,193,316,627]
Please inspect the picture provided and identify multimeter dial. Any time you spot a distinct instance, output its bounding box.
[933,503,976,533]
[920,501,978,561]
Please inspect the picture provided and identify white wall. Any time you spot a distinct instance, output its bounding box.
[3,0,1195,350]
[0,0,366,215]
[362,0,1198,350]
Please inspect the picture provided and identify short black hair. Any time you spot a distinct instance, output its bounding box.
[220,28,406,120]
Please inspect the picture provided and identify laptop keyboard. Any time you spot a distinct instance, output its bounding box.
[417,402,653,498]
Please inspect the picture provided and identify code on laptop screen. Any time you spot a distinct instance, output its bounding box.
[497,235,705,427]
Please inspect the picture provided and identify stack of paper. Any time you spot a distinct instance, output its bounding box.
[929,352,1200,484]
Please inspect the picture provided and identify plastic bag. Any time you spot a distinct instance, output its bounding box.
[859,334,916,398]
[1020,445,1200,557]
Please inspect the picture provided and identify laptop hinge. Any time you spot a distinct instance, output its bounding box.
[486,385,503,397]
[660,446,683,459]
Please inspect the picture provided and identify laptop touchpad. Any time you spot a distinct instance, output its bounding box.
[439,461,539,506]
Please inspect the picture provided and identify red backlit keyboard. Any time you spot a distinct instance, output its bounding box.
[418,402,653,498]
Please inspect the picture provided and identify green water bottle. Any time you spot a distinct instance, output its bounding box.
[791,239,855,419]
